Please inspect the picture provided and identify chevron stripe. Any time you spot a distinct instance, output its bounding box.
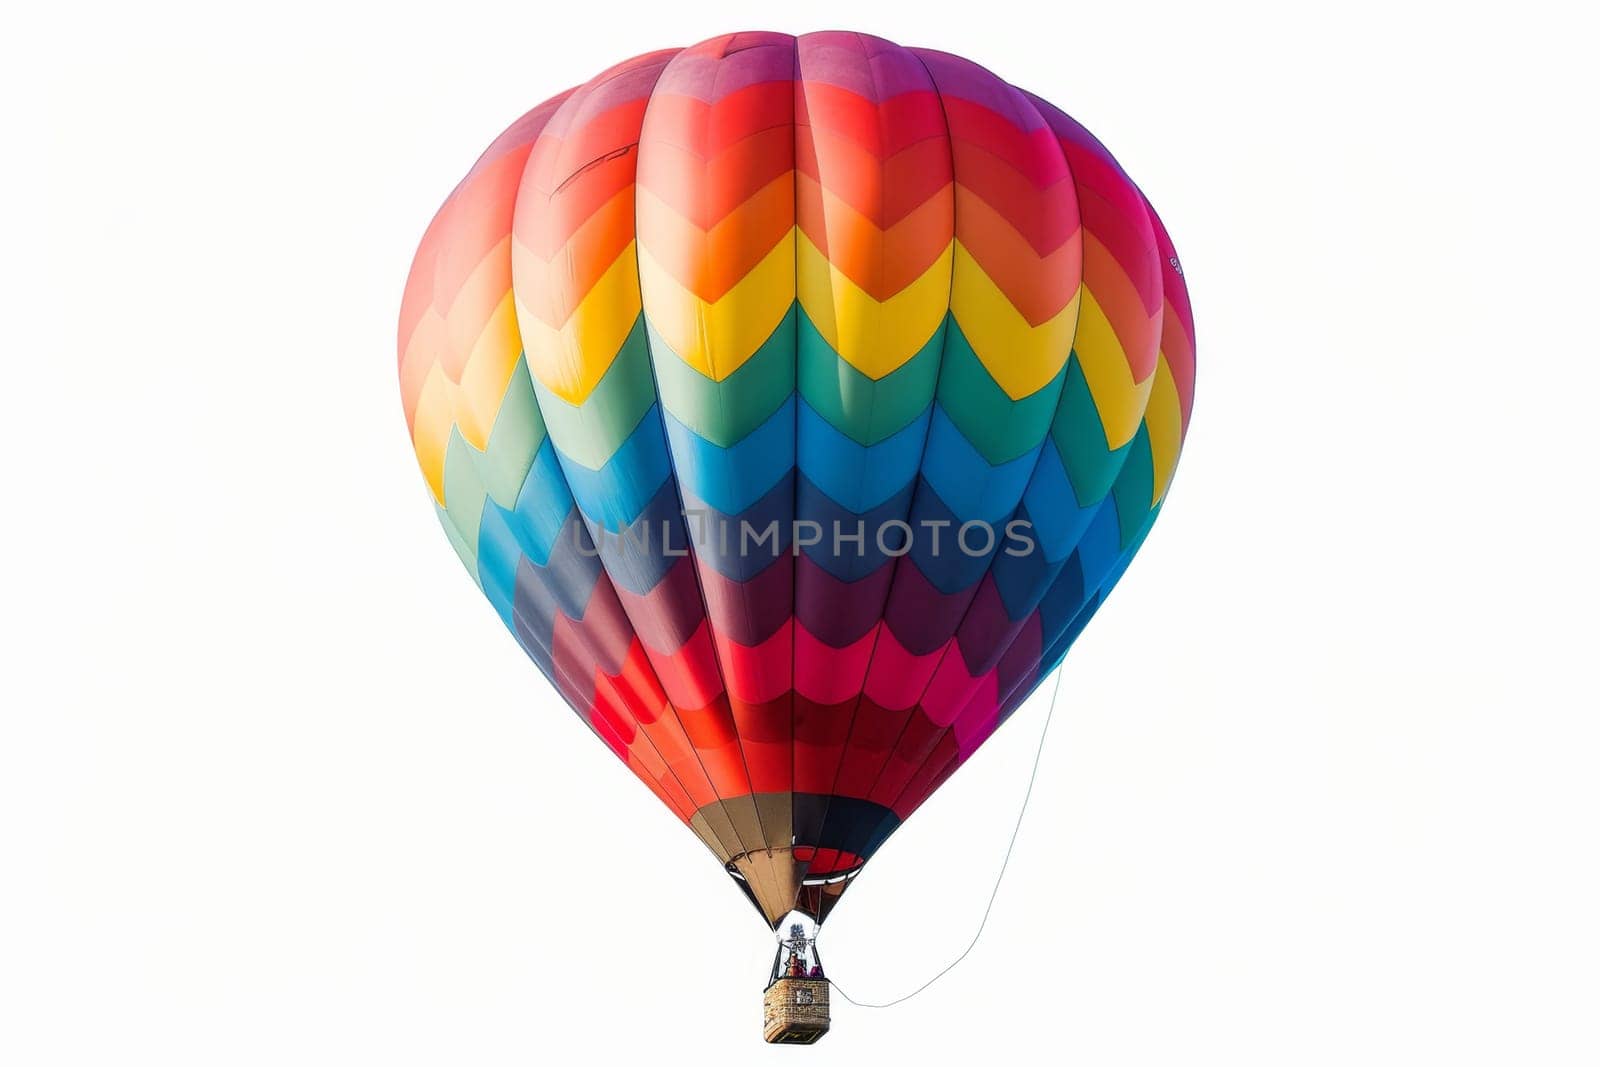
[797,231,952,378]
[398,30,1196,930]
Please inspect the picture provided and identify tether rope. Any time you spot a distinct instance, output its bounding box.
[820,663,1068,1008]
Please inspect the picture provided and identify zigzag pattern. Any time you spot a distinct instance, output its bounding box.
[397,31,1196,928]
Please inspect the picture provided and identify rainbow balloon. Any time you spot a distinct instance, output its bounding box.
[398,31,1195,931]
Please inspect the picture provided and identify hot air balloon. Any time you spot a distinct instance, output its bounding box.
[396,30,1195,1043]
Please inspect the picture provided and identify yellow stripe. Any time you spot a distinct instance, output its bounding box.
[1144,356,1182,504]
[797,230,952,379]
[411,363,454,503]
[638,230,795,380]
[518,242,642,405]
[949,244,1079,400]
[455,291,521,448]
[1073,288,1155,449]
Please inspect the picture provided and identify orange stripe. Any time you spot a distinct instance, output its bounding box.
[514,185,635,328]
[637,173,794,302]
[795,171,953,299]
[1083,231,1162,381]
[953,188,1081,324]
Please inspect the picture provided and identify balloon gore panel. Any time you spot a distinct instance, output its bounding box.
[397,31,1195,927]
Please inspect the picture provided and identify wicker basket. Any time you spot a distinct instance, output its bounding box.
[762,977,831,1044]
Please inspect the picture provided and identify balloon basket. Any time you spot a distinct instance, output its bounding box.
[762,977,830,1044]
[764,916,830,1043]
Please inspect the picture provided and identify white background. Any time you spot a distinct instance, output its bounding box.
[5,1,1597,1064]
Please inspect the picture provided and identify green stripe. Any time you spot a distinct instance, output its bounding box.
[647,306,795,446]
[480,357,545,509]
[1109,424,1155,551]
[532,316,656,470]
[1051,355,1128,507]
[798,308,943,445]
[935,321,1068,464]
[438,429,490,576]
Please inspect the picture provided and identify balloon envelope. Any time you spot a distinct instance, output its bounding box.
[397,31,1195,927]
